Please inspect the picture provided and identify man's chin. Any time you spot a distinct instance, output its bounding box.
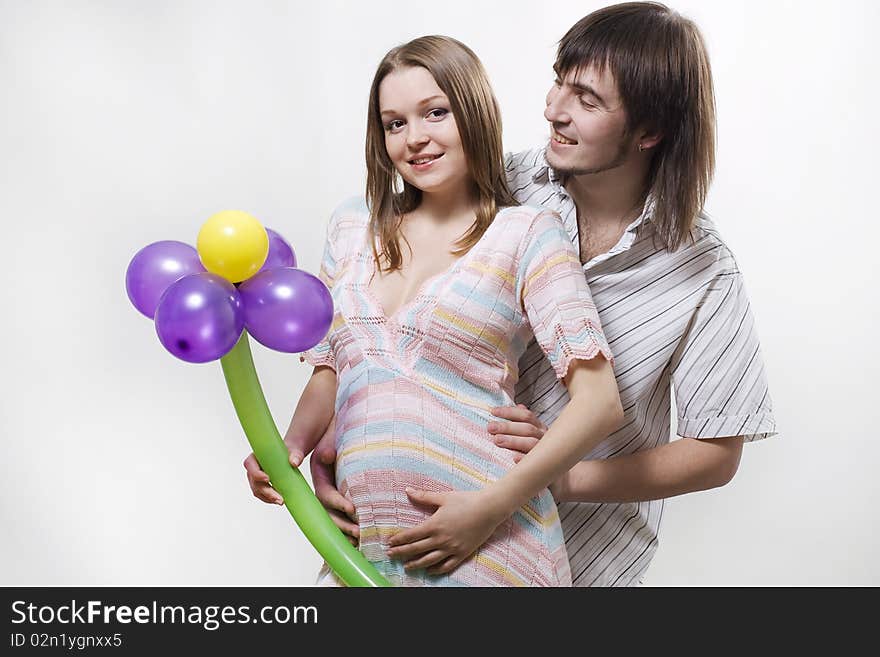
[545,145,586,175]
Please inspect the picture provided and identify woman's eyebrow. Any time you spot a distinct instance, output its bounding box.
[380,95,447,116]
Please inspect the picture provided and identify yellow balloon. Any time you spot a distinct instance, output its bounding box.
[197,210,269,283]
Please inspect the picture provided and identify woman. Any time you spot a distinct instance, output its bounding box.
[264,36,622,586]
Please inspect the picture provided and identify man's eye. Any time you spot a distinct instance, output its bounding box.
[579,98,597,110]
[554,78,563,87]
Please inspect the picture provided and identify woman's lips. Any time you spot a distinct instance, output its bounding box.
[409,153,444,170]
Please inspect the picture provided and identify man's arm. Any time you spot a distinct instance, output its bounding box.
[489,405,743,503]
[553,435,743,503]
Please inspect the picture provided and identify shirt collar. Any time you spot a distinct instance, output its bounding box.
[531,143,655,268]
[532,142,655,228]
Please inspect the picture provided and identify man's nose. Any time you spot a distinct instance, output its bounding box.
[544,88,569,124]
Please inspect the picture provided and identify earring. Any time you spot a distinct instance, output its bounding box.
[638,143,645,152]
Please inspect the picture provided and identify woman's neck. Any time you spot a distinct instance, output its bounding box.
[412,182,478,225]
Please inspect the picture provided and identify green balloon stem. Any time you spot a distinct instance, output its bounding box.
[219,331,390,587]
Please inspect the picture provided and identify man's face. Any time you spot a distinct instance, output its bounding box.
[544,64,638,175]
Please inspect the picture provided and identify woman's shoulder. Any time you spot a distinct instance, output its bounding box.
[492,204,568,250]
[495,203,563,228]
[328,196,371,234]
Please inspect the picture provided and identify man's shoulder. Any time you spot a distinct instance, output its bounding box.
[676,213,742,276]
[504,146,550,191]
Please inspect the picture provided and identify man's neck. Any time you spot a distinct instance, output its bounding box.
[560,159,651,263]
[562,160,649,229]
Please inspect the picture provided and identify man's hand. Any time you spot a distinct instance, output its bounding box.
[489,403,569,500]
[242,416,360,546]
[384,489,505,576]
[488,404,547,463]
[310,419,359,546]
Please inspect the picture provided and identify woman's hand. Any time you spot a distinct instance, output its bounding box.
[384,489,506,576]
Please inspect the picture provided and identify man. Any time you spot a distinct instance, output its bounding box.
[245,1,776,586]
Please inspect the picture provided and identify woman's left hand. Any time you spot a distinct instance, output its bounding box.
[385,489,505,575]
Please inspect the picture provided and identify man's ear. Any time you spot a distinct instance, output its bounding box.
[636,129,663,151]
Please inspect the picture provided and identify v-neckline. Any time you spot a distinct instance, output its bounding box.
[362,210,503,323]
[365,258,459,322]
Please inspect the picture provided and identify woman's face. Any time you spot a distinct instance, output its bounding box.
[378,66,470,197]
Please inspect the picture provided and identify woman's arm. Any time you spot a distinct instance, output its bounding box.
[386,355,622,574]
[479,356,623,519]
[243,366,336,501]
[283,365,337,467]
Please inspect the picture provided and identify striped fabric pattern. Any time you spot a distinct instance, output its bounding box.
[507,147,778,587]
[304,197,612,587]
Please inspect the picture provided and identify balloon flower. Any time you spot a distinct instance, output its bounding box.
[125,210,389,587]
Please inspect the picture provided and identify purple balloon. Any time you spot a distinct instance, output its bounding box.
[238,267,333,353]
[154,272,245,363]
[258,228,297,273]
[126,241,206,319]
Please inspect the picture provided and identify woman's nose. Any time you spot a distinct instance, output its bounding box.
[406,124,430,149]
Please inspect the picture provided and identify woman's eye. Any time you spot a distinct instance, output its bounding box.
[427,108,448,120]
[385,119,405,132]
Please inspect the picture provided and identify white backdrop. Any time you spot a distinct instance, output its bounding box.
[1,0,877,586]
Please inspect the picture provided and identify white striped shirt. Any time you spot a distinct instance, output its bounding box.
[508,147,777,587]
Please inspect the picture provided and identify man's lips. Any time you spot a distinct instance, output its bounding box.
[551,128,577,145]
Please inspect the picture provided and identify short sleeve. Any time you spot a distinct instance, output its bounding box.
[671,270,777,442]
[516,209,613,379]
[299,206,348,371]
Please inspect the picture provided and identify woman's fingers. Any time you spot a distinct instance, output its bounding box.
[386,536,439,561]
[403,550,448,572]
[243,453,283,504]
[426,556,461,576]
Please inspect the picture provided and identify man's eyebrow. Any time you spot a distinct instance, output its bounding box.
[554,67,609,108]
[380,95,446,116]
[569,81,608,108]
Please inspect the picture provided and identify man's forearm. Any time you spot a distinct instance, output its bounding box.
[555,435,744,504]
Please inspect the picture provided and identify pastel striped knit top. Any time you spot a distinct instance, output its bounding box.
[303,197,613,586]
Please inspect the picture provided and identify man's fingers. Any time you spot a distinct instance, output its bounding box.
[493,434,540,454]
[315,417,338,465]
[404,550,448,572]
[315,483,356,520]
[490,405,536,424]
[310,455,356,519]
[327,509,359,541]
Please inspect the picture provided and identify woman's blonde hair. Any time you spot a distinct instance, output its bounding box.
[365,35,517,272]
